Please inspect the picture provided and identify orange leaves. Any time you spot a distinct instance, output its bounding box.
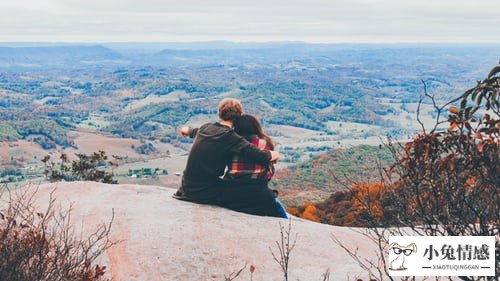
[285,207,300,217]
[351,182,386,219]
[343,213,357,225]
[465,176,476,187]
[449,122,458,131]
[288,182,389,226]
[351,182,385,201]
[287,202,321,222]
[449,106,459,114]
[301,203,321,222]
[370,202,384,219]
[465,176,477,193]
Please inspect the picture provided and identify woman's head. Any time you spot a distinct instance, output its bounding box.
[218,98,243,122]
[234,114,274,148]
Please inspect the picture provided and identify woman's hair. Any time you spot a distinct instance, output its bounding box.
[218,98,243,121]
[234,114,274,149]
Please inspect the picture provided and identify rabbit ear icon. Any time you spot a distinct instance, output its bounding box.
[408,243,417,252]
[389,242,417,271]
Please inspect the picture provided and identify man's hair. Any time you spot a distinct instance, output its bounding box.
[218,98,243,121]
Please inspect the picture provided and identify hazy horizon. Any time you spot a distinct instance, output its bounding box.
[1,41,500,46]
[2,38,500,45]
[1,0,499,44]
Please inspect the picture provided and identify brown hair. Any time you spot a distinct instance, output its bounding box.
[218,98,243,121]
[234,114,274,149]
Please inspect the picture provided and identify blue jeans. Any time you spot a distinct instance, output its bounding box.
[275,198,288,218]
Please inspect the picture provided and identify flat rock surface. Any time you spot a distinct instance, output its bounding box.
[25,181,378,281]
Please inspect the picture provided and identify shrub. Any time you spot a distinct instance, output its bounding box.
[0,186,114,281]
[42,151,118,184]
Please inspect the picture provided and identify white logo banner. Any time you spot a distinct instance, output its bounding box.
[388,236,495,276]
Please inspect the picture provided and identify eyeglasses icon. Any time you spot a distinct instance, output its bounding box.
[393,247,414,256]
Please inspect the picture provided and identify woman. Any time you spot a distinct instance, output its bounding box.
[223,114,288,218]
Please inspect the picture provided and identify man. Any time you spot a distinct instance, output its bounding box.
[175,98,281,216]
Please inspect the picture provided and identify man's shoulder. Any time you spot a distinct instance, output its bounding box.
[199,122,212,129]
[198,122,221,132]
[197,122,237,141]
[200,122,230,130]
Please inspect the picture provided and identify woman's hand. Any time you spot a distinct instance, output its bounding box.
[180,126,190,137]
[270,151,280,162]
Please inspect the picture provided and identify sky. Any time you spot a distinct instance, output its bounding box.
[0,0,499,43]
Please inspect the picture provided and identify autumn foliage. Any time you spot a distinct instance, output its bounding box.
[289,182,390,226]
[384,66,499,231]
[292,65,499,240]
[287,202,323,223]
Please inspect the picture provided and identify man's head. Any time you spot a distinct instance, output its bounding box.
[218,98,243,122]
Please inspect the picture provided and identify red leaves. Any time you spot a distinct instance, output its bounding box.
[477,142,485,153]
[449,122,458,131]
[472,132,483,140]
[249,265,256,281]
[95,265,107,277]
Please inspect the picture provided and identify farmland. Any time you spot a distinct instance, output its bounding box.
[0,43,498,187]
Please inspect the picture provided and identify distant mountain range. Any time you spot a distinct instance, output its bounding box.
[0,45,123,66]
[0,42,498,67]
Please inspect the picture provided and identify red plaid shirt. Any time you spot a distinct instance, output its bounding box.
[225,135,275,180]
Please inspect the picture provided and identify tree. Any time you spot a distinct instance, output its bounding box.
[42,151,119,184]
[334,64,499,281]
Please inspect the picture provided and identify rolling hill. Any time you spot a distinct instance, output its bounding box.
[272,144,395,205]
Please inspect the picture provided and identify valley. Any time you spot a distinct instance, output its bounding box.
[1,43,498,197]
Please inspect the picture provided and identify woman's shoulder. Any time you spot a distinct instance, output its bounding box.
[247,135,273,150]
[244,134,259,142]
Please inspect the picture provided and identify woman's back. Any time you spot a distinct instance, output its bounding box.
[221,114,287,218]
[225,134,275,181]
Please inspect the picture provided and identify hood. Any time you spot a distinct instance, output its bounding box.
[198,122,234,140]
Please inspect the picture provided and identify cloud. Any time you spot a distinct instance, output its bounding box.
[0,0,499,42]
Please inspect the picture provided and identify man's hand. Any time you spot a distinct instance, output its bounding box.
[270,151,280,162]
[180,126,190,137]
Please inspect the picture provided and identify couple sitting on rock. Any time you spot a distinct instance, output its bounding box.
[174,98,287,218]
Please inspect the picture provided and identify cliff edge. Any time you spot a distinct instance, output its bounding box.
[29,181,376,281]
